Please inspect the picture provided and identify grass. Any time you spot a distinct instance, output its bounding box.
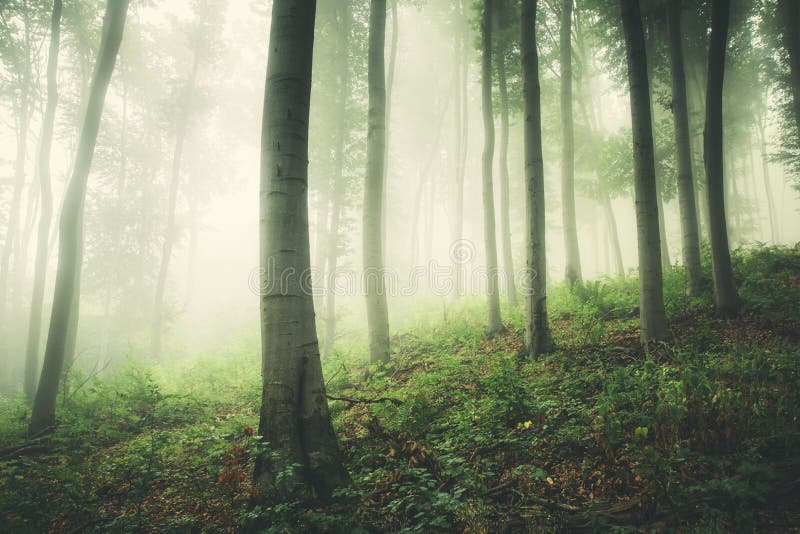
[1,245,799,532]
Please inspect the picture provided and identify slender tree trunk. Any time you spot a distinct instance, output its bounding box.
[778,0,800,147]
[381,0,398,248]
[24,0,63,403]
[521,0,553,358]
[667,0,702,296]
[560,0,582,286]
[253,0,350,501]
[756,111,778,242]
[704,0,739,318]
[481,0,502,335]
[29,0,129,437]
[0,18,33,353]
[151,50,200,360]
[496,44,518,306]
[452,0,467,298]
[323,0,352,357]
[644,17,671,273]
[364,0,390,364]
[602,191,625,276]
[620,0,669,343]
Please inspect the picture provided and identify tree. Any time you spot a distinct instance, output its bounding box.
[253,0,350,501]
[24,0,62,403]
[777,0,799,147]
[481,0,502,335]
[28,0,130,437]
[495,0,517,307]
[151,0,223,360]
[667,0,702,296]
[620,0,669,343]
[704,0,739,318]
[364,0,391,364]
[521,0,553,358]
[560,0,582,286]
[322,0,354,357]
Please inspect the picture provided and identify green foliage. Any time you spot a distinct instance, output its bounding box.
[2,248,800,532]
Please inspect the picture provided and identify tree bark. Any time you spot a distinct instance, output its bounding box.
[24,0,63,403]
[496,42,518,307]
[620,0,669,343]
[667,0,702,296]
[521,0,554,358]
[29,0,130,437]
[560,0,582,286]
[364,0,391,364]
[253,0,350,502]
[481,0,502,335]
[704,0,739,318]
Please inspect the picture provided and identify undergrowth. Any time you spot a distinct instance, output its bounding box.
[1,245,799,532]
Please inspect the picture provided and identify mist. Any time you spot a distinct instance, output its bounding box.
[1,0,800,530]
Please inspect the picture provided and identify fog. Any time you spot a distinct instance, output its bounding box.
[1,0,799,393]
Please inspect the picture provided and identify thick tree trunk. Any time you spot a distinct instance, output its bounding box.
[778,0,800,147]
[521,0,553,358]
[667,0,702,296]
[704,0,739,318]
[620,0,669,343]
[151,50,200,360]
[496,45,518,307]
[364,0,391,364]
[29,0,129,438]
[481,0,502,335]
[560,0,582,286]
[253,0,350,502]
[24,0,63,403]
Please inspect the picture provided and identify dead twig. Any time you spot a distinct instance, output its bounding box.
[326,394,403,406]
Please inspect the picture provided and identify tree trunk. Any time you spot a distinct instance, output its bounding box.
[381,0,398,247]
[757,109,778,242]
[602,191,625,276]
[452,0,468,298]
[151,48,201,360]
[620,0,669,343]
[29,0,129,438]
[323,0,352,357]
[0,12,33,355]
[364,0,391,364]
[24,0,63,403]
[778,0,800,147]
[496,43,518,307]
[481,0,502,335]
[704,0,739,318]
[667,0,702,296]
[560,0,582,286]
[521,0,554,358]
[253,0,350,502]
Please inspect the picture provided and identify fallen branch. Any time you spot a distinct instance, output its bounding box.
[327,394,403,406]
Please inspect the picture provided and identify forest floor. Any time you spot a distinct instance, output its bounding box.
[1,246,800,533]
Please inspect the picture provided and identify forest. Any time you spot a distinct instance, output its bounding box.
[1,0,799,531]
